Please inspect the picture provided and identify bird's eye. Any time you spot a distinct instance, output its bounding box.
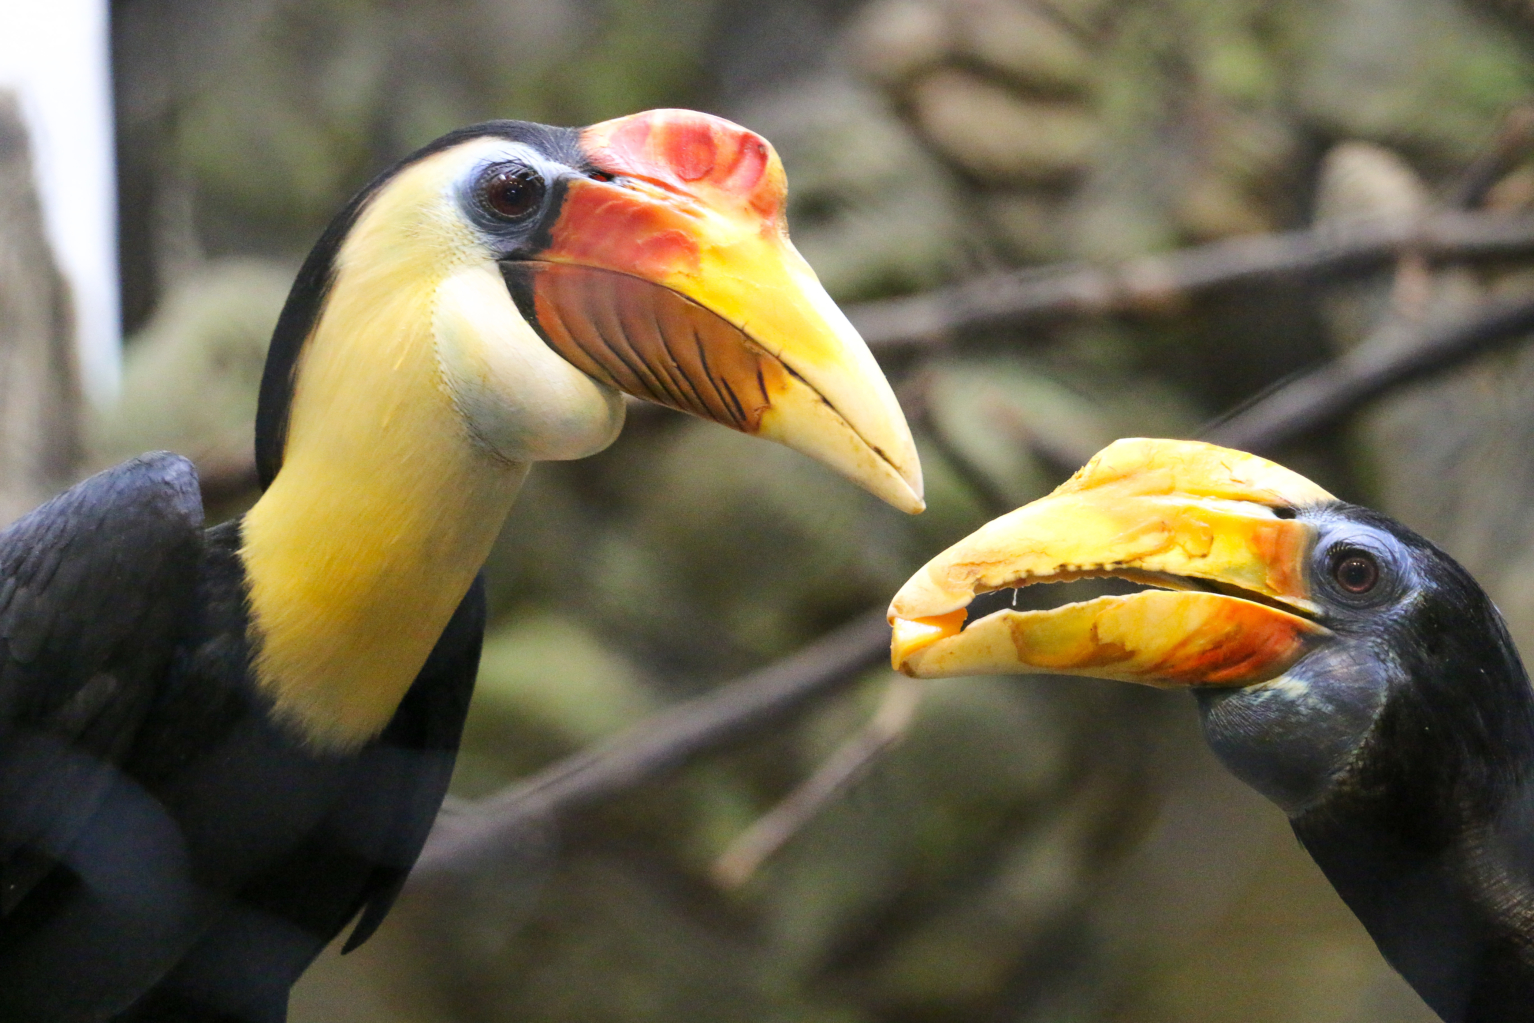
[481,166,545,220]
[1332,551,1380,594]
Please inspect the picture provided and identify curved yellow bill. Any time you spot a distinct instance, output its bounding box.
[505,108,923,514]
[889,438,1335,684]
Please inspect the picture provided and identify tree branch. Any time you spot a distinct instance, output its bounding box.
[412,607,892,881]
[1205,294,1534,452]
[710,675,923,889]
[848,212,1534,349]
[194,445,261,505]
[0,91,81,527]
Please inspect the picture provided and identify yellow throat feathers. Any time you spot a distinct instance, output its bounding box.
[239,149,527,751]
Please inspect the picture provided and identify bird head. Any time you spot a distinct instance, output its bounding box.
[255,109,923,514]
[888,438,1530,815]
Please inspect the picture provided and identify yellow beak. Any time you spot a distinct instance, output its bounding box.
[502,108,923,514]
[888,439,1334,683]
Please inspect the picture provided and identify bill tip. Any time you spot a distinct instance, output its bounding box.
[889,609,965,671]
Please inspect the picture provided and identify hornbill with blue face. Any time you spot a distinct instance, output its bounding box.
[889,438,1533,1023]
[0,109,923,1022]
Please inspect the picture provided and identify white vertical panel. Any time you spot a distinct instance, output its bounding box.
[0,0,121,404]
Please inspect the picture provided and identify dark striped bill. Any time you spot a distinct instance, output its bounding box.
[501,260,791,437]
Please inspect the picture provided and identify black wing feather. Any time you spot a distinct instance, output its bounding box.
[0,452,204,912]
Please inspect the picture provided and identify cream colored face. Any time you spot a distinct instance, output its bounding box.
[453,110,924,512]
[288,117,926,511]
[289,134,628,467]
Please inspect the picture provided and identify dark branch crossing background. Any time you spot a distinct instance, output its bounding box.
[64,0,1534,1020]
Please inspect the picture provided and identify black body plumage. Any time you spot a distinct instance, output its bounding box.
[1292,521,1534,1023]
[0,454,482,1021]
[1198,505,1534,1023]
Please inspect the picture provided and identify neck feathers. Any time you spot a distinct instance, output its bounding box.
[1294,806,1534,1023]
[1294,631,1534,1023]
[240,155,525,751]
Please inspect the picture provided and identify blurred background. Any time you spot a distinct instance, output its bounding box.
[7,0,1534,1019]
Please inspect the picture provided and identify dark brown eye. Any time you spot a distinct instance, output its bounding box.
[483,167,544,220]
[1333,552,1379,594]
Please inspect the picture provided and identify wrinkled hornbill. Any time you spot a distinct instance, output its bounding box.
[0,108,923,1022]
[890,438,1533,1023]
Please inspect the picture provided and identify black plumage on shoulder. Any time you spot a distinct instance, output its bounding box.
[0,469,484,1021]
[0,453,203,915]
